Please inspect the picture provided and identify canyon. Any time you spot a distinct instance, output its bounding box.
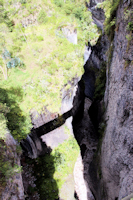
[0,0,133,199]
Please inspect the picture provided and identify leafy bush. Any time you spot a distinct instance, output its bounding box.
[54,0,64,7]
[2,49,25,69]
[126,21,133,31]
[20,0,27,4]
[36,35,44,41]
[64,3,74,15]
[126,33,132,41]
[0,88,32,141]
[73,6,84,20]
[104,0,121,41]
[0,4,14,31]
[37,9,48,24]
[6,57,25,69]
[0,112,8,139]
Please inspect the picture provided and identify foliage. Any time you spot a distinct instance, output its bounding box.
[0,103,9,139]
[94,62,106,100]
[126,21,133,32]
[0,88,32,141]
[6,57,25,69]
[124,9,133,21]
[0,139,22,196]
[37,9,48,24]
[54,0,64,7]
[2,49,25,69]
[36,35,44,41]
[107,43,114,66]
[126,33,132,41]
[20,0,27,4]
[0,0,99,141]
[124,8,133,51]
[25,136,79,199]
[0,3,14,31]
[103,0,121,41]
[64,3,74,15]
[73,6,84,20]
[124,60,131,69]
[53,0,99,44]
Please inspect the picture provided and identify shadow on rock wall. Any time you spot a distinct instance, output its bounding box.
[21,145,60,200]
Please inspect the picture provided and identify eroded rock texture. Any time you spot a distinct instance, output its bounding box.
[1,132,24,200]
[101,1,133,199]
[74,0,133,199]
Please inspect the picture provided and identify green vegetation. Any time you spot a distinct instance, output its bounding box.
[0,0,14,31]
[37,9,48,24]
[0,0,99,141]
[94,62,106,100]
[0,103,9,139]
[0,88,32,141]
[124,59,131,69]
[103,0,133,43]
[0,139,22,196]
[53,0,99,43]
[102,0,121,41]
[124,9,133,53]
[127,21,133,32]
[25,135,79,200]
[124,9,133,32]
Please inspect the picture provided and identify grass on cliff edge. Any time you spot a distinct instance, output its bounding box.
[101,0,121,41]
[0,0,99,141]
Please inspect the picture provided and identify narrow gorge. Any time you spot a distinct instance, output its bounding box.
[0,0,133,200]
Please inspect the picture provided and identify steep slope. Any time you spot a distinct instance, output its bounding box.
[83,0,133,199]
[101,0,133,199]
[19,0,133,198]
[0,131,24,200]
[0,1,99,199]
[72,0,133,199]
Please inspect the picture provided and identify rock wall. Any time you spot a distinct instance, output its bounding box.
[72,27,108,199]
[0,131,24,200]
[101,1,133,199]
[88,0,105,30]
[83,0,133,199]
[72,0,133,199]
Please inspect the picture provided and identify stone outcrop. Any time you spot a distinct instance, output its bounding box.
[20,77,79,158]
[80,0,133,199]
[88,0,105,30]
[100,1,133,199]
[0,131,24,200]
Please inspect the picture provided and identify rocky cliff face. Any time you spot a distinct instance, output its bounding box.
[1,1,132,199]
[0,132,24,200]
[82,0,133,199]
[101,1,133,199]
